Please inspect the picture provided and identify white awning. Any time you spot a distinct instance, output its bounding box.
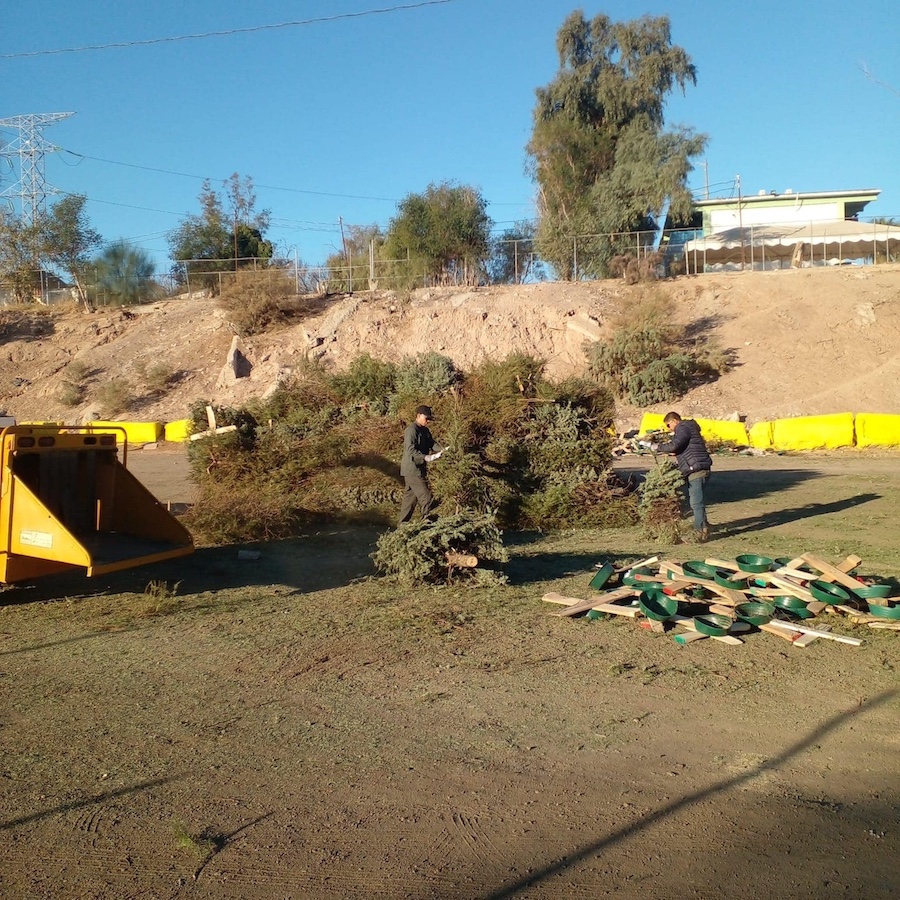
[682,220,900,267]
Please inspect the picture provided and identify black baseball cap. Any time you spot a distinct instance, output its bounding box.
[415,405,434,420]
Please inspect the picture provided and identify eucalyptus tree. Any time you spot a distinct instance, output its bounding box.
[528,11,706,278]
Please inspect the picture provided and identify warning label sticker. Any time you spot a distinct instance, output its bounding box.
[19,530,53,549]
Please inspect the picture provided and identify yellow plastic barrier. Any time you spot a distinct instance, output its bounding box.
[639,413,748,446]
[855,413,900,448]
[87,420,163,444]
[637,413,666,436]
[748,421,774,450]
[163,419,192,442]
[694,418,749,447]
[770,413,854,451]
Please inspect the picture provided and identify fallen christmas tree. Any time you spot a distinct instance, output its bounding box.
[372,511,509,585]
[184,351,638,543]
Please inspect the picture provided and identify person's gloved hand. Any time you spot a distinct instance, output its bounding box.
[637,440,652,450]
[650,442,660,452]
[424,451,442,462]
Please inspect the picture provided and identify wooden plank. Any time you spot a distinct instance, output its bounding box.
[616,555,659,574]
[749,587,792,597]
[591,602,642,618]
[800,553,866,592]
[543,587,639,606]
[759,621,801,643]
[764,574,817,603]
[708,603,736,617]
[766,620,863,647]
[704,583,749,606]
[773,566,814,580]
[662,580,694,595]
[868,621,900,631]
[669,614,744,645]
[705,557,738,570]
[542,592,581,605]
[673,631,708,645]
[834,603,864,616]
[806,601,828,615]
[548,588,639,617]
[658,561,685,579]
[793,624,832,647]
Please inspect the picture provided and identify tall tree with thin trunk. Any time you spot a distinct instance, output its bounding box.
[528,12,706,279]
[43,194,102,311]
[168,174,273,291]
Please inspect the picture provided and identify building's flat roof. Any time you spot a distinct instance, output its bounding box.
[695,189,880,208]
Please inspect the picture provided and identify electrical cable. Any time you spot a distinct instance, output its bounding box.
[2,1,457,59]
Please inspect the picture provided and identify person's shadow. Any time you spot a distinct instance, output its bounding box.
[715,492,880,538]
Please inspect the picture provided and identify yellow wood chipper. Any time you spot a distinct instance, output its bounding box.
[0,424,193,584]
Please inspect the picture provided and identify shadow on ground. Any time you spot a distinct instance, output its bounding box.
[616,463,825,506]
[477,688,899,900]
[504,533,644,587]
[711,466,825,504]
[715,492,880,538]
[0,526,386,607]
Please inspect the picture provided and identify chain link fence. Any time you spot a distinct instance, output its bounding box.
[4,219,897,307]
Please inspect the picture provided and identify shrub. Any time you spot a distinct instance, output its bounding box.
[586,288,729,406]
[390,352,459,414]
[94,377,133,417]
[625,353,695,405]
[58,381,85,407]
[330,353,397,413]
[137,361,174,394]
[58,360,90,406]
[218,268,294,335]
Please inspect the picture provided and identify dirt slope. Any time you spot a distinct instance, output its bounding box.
[2,265,899,429]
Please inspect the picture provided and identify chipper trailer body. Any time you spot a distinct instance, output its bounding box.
[0,424,193,584]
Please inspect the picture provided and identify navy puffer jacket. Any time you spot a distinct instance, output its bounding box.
[657,419,712,477]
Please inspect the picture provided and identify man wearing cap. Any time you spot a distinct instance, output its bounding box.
[399,405,443,524]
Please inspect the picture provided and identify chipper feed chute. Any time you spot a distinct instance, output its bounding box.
[0,425,193,584]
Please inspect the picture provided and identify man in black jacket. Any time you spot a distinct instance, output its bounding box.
[651,411,713,542]
[398,405,443,524]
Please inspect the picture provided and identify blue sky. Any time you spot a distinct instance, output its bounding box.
[4,0,898,273]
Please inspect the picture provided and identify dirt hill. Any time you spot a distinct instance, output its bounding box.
[3,264,900,430]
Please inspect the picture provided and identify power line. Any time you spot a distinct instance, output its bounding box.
[58,148,401,203]
[2,1,457,59]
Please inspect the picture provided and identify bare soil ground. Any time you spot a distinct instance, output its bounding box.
[2,269,900,898]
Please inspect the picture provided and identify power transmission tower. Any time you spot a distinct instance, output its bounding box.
[0,112,74,226]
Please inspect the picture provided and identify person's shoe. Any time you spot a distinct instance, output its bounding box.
[694,526,710,543]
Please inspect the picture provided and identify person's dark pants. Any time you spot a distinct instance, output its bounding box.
[686,470,711,531]
[398,471,434,524]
